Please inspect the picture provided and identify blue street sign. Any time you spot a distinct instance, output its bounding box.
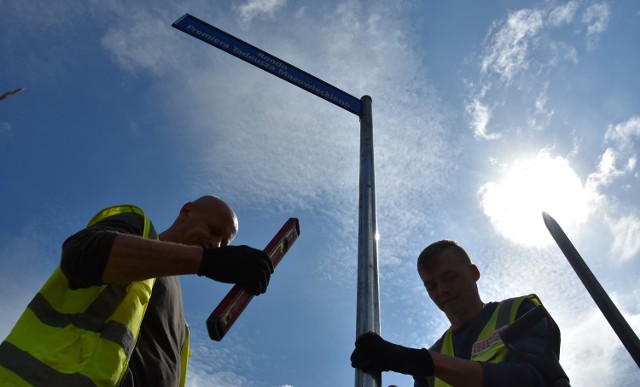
[172,14,362,116]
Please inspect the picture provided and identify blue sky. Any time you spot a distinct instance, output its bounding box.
[1,0,639,386]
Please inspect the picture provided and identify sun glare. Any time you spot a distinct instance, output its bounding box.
[479,152,590,247]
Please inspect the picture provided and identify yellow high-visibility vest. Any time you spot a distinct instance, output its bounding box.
[0,205,190,386]
[432,294,542,387]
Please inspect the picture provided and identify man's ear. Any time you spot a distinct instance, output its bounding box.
[471,264,480,282]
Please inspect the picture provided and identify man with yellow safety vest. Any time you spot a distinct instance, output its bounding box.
[351,240,566,386]
[0,195,274,386]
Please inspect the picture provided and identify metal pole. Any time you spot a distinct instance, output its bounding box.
[543,212,640,368]
[355,96,382,387]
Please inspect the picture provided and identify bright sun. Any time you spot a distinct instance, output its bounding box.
[478,151,591,247]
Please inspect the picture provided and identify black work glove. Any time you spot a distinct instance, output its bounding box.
[350,332,434,376]
[199,245,274,295]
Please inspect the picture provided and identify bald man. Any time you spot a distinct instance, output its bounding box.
[0,196,273,386]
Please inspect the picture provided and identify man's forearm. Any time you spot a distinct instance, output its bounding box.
[430,351,483,387]
[101,234,202,283]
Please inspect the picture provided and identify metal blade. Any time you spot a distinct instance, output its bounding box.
[542,211,640,367]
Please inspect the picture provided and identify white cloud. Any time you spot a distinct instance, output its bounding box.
[185,336,252,387]
[586,148,629,194]
[481,8,544,82]
[468,3,583,140]
[101,9,182,76]
[581,116,640,264]
[604,116,640,152]
[562,306,622,385]
[187,369,248,387]
[548,1,578,26]
[528,85,554,131]
[586,116,639,197]
[582,3,610,50]
[236,0,287,24]
[607,214,640,263]
[467,98,499,140]
[561,301,640,386]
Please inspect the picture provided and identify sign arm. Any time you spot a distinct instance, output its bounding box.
[172,14,362,116]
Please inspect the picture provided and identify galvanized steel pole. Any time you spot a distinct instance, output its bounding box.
[355,96,382,387]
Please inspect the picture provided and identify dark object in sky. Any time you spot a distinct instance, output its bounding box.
[0,87,25,101]
[542,211,640,368]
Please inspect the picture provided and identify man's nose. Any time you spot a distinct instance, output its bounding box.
[437,283,451,298]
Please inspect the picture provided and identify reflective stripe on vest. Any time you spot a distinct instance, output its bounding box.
[0,205,157,387]
[432,294,542,387]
